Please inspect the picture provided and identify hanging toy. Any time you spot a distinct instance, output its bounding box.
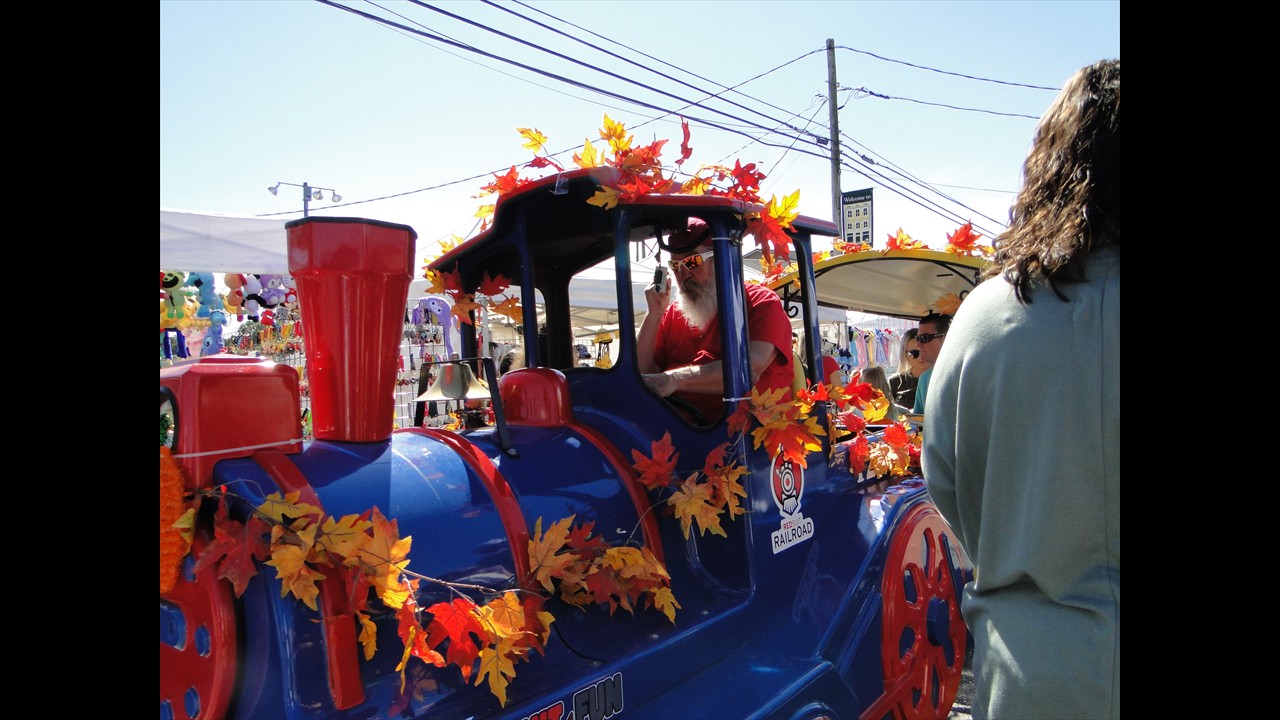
[241,274,264,321]
[411,295,456,358]
[223,273,247,321]
[161,271,189,323]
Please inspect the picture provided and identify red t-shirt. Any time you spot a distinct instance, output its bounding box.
[654,283,793,421]
[822,354,841,385]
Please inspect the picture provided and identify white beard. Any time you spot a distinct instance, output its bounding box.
[675,277,717,330]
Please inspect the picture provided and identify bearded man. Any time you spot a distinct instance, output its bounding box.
[636,218,794,424]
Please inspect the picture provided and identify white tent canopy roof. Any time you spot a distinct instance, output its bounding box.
[160,209,846,331]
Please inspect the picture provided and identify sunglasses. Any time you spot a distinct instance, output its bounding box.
[668,251,714,272]
[917,332,947,344]
[906,349,921,359]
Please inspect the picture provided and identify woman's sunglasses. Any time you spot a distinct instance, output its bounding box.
[906,349,921,359]
[917,332,947,344]
[668,251,714,272]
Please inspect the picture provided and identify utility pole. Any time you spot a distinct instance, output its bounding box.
[826,38,842,225]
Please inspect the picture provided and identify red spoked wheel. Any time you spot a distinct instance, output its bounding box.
[860,504,969,720]
[160,531,239,720]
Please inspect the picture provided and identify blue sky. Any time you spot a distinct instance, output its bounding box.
[160,0,1120,265]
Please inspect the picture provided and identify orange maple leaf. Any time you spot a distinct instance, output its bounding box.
[488,295,523,325]
[355,508,412,605]
[527,515,577,592]
[702,442,748,518]
[932,292,963,316]
[669,473,726,539]
[885,227,926,251]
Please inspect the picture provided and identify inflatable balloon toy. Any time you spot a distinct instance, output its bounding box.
[410,294,455,358]
[185,271,221,319]
[161,271,189,323]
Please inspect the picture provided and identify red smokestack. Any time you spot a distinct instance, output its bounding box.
[287,217,416,442]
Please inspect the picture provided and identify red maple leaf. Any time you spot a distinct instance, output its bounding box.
[946,222,980,251]
[584,567,631,615]
[881,422,912,449]
[726,160,763,200]
[746,216,791,265]
[631,432,678,489]
[847,433,870,475]
[481,167,525,196]
[527,155,564,171]
[193,499,271,596]
[676,117,693,165]
[567,521,607,553]
[477,271,511,297]
[423,597,486,680]
[838,409,866,435]
[727,400,752,437]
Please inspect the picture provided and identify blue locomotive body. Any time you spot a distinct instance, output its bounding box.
[160,168,973,720]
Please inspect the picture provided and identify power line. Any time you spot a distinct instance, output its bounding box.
[850,86,1042,120]
[836,45,1060,91]
[307,1,1035,235]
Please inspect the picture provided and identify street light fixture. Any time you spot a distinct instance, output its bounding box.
[267,181,341,217]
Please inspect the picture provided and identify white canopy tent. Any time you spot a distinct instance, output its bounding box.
[159,209,847,337]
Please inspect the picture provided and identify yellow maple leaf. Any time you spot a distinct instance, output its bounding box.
[586,185,620,210]
[573,138,600,168]
[517,127,548,155]
[766,190,801,230]
[317,513,373,561]
[173,507,196,546]
[474,203,495,221]
[265,524,326,611]
[256,491,324,527]
[355,508,412,604]
[598,113,632,156]
[861,396,890,423]
[357,610,378,661]
[680,172,711,195]
[648,585,681,623]
[474,636,519,707]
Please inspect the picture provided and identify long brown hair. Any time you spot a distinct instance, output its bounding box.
[989,59,1120,303]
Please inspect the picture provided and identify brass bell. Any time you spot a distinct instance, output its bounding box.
[415,361,491,402]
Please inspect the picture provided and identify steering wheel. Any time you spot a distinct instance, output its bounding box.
[664,394,709,426]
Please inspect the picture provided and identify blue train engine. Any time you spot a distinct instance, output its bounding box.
[160,166,970,720]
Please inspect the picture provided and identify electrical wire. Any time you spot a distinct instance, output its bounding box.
[303,0,1046,236]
